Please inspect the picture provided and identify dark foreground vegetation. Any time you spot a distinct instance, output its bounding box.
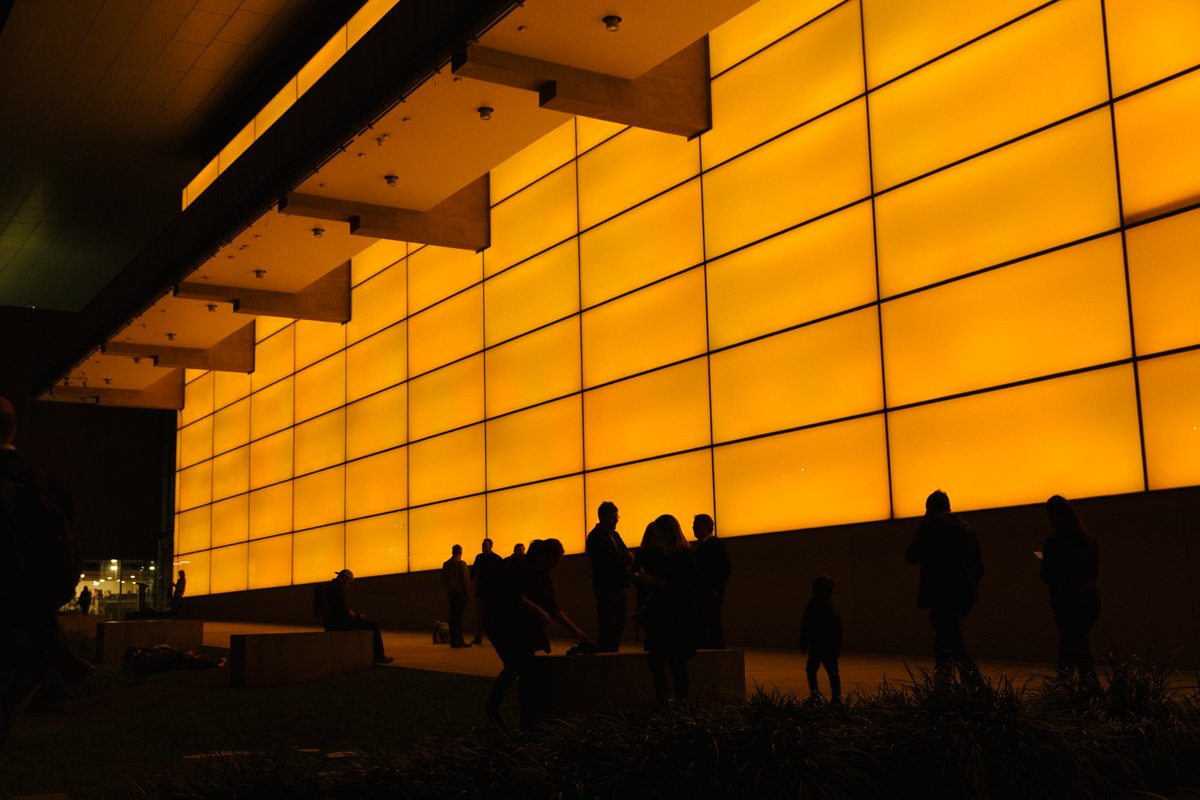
[137,658,1200,800]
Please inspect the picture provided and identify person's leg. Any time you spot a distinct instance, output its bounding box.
[648,650,669,703]
[805,651,821,697]
[824,653,842,704]
[487,664,518,724]
[597,589,624,652]
[471,599,485,645]
[669,653,689,703]
[711,592,726,650]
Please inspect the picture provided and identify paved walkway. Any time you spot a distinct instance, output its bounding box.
[203,621,1061,696]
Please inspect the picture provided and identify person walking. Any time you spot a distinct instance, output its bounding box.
[798,576,842,703]
[1040,494,1100,687]
[441,544,472,648]
[78,586,92,616]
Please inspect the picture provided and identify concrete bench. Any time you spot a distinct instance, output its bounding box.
[56,613,103,638]
[229,631,375,687]
[95,619,204,665]
[524,648,745,723]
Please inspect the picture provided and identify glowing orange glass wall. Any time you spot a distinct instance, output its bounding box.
[175,0,1200,594]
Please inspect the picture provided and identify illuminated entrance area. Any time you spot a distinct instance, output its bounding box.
[173,0,1200,597]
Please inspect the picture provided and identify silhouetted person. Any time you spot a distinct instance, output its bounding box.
[512,542,525,557]
[469,538,503,645]
[78,586,92,616]
[799,576,843,703]
[1040,495,1100,687]
[586,501,632,652]
[692,513,731,649]
[633,515,697,704]
[441,545,472,648]
[171,569,186,617]
[322,570,392,664]
[905,490,983,684]
[483,538,591,727]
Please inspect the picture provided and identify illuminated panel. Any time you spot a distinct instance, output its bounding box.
[708,0,842,74]
[249,482,292,540]
[578,128,699,231]
[888,366,1143,518]
[295,353,346,422]
[584,451,714,542]
[1127,209,1200,354]
[714,416,890,536]
[707,202,876,349]
[256,79,297,139]
[1106,0,1200,96]
[181,372,213,426]
[293,524,345,585]
[408,246,482,315]
[185,369,207,384]
[346,448,407,520]
[407,287,482,376]
[176,550,209,597]
[351,239,407,285]
[580,181,703,308]
[1139,351,1200,490]
[211,494,249,548]
[348,260,407,344]
[346,511,408,577]
[486,396,583,490]
[711,309,883,443]
[214,371,250,410]
[251,325,295,391]
[869,0,1108,190]
[248,535,292,590]
[346,384,407,459]
[295,320,345,370]
[1115,71,1200,223]
[486,477,585,555]
[249,377,293,440]
[408,355,484,441]
[210,543,248,595]
[703,99,870,259]
[582,270,707,388]
[176,506,211,554]
[584,359,710,469]
[219,121,253,173]
[255,316,293,342]
[485,319,581,418]
[213,399,250,455]
[861,0,1047,88]
[883,235,1132,406]
[485,241,579,347]
[492,120,577,203]
[408,424,485,506]
[876,111,1119,297]
[212,446,249,501]
[576,118,625,153]
[295,409,346,476]
[409,496,486,572]
[294,466,345,531]
[177,461,212,511]
[346,323,406,402]
[704,2,863,169]
[179,416,212,468]
[249,429,292,490]
[485,164,577,277]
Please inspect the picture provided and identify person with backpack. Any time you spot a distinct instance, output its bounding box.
[1,395,83,746]
[315,569,392,664]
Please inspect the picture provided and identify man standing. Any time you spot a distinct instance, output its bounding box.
[586,501,632,652]
[469,538,503,645]
[692,513,732,649]
[171,569,187,617]
[441,544,472,648]
[321,569,392,664]
[905,490,983,683]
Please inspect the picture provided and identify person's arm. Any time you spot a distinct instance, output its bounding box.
[552,609,592,643]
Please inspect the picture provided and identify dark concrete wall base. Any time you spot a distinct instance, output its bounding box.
[96,619,204,665]
[229,630,374,687]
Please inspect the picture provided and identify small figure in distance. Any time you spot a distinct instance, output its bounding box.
[441,544,473,648]
[692,513,732,649]
[586,501,633,652]
[1040,495,1100,688]
[78,585,92,616]
[905,490,984,685]
[511,542,526,558]
[321,570,393,664]
[469,538,504,645]
[799,576,842,704]
[483,538,593,728]
[171,569,186,617]
[632,515,697,704]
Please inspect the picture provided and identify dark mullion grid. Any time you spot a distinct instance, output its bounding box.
[573,118,590,539]
[696,82,720,529]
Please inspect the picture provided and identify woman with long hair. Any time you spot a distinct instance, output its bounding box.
[632,514,697,703]
[1040,494,1100,686]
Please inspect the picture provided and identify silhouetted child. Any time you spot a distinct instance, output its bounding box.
[799,576,842,703]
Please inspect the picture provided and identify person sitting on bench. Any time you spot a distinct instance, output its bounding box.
[321,570,393,664]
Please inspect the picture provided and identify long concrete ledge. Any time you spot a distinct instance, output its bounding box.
[229,630,374,687]
[57,614,103,638]
[525,648,745,722]
[96,619,204,665]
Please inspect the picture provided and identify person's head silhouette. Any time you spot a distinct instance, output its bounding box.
[925,490,951,514]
